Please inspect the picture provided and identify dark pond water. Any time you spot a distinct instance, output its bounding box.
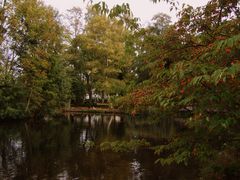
[0,114,197,179]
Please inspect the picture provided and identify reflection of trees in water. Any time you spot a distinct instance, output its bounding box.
[71,114,125,143]
[0,122,80,179]
[0,114,188,179]
[124,115,180,141]
[0,125,25,179]
[130,159,144,180]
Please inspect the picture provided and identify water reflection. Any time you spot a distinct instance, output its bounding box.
[0,114,196,179]
[130,159,143,180]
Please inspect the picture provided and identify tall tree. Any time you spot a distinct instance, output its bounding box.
[0,0,71,119]
[68,9,132,104]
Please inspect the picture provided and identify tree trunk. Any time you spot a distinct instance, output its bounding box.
[25,88,33,112]
[101,91,105,103]
[86,74,92,105]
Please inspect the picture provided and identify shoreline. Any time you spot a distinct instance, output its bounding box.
[62,107,127,114]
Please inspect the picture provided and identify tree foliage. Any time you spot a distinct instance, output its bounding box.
[0,0,71,120]
[67,8,134,105]
[116,0,240,178]
[0,0,240,177]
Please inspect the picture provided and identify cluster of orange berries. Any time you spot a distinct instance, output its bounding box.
[179,78,192,94]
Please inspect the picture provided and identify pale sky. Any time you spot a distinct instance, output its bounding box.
[43,0,209,24]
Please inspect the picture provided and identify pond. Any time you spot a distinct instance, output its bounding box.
[0,113,197,179]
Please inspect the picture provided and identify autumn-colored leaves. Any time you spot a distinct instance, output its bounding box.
[225,48,231,54]
[131,88,153,107]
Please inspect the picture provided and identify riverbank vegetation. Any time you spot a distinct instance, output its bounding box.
[1,0,240,178]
